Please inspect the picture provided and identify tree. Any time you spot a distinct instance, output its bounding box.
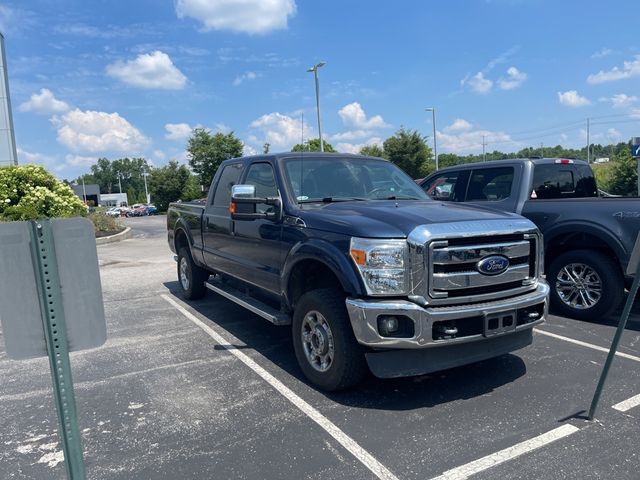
[187,128,244,187]
[263,143,270,154]
[291,138,335,152]
[148,161,192,211]
[89,158,116,193]
[359,144,385,158]
[382,128,433,178]
[181,174,204,202]
[608,150,638,196]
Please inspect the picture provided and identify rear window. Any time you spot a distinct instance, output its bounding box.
[465,167,514,201]
[531,164,597,199]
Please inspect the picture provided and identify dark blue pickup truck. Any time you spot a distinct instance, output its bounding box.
[168,153,548,390]
[421,158,640,320]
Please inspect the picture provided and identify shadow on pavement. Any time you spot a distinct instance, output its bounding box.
[163,281,528,411]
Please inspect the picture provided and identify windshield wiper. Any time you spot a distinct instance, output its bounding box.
[375,195,422,200]
[299,197,368,203]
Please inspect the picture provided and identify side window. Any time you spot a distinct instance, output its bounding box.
[212,163,243,206]
[466,167,514,201]
[244,163,278,214]
[531,164,575,199]
[423,172,461,201]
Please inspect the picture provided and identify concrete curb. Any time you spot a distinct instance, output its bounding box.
[96,227,132,245]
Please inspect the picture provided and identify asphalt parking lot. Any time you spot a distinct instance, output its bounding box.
[1,215,640,479]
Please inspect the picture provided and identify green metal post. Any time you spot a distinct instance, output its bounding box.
[588,264,640,420]
[29,220,86,479]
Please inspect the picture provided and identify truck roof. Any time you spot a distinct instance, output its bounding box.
[220,151,388,165]
[432,157,590,173]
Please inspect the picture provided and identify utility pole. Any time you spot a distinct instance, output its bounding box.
[425,107,438,170]
[307,62,326,152]
[117,173,122,194]
[586,117,590,163]
[141,168,149,204]
[482,135,487,162]
[81,176,87,204]
[301,112,304,147]
[540,142,544,158]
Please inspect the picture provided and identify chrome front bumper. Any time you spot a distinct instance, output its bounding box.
[345,280,549,349]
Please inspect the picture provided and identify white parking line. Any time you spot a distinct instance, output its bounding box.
[431,424,580,480]
[612,393,640,412]
[534,328,640,363]
[161,294,399,480]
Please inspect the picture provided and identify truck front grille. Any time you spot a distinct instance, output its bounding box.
[426,235,539,305]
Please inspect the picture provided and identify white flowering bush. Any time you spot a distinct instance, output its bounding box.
[0,165,86,221]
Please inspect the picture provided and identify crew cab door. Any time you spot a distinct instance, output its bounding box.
[229,161,283,294]
[202,161,244,274]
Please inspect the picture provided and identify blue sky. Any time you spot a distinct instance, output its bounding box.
[2,0,639,178]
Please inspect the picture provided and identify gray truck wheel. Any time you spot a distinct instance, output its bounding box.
[548,250,623,321]
[177,247,209,300]
[292,288,366,391]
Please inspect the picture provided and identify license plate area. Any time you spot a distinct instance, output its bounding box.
[484,310,517,337]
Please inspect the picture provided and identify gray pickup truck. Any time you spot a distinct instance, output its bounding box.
[421,158,640,320]
[167,153,549,391]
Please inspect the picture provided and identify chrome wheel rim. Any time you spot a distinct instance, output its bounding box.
[179,257,190,291]
[301,310,334,373]
[556,262,602,310]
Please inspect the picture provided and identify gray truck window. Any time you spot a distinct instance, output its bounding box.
[423,172,461,201]
[244,163,278,214]
[212,163,243,206]
[466,167,514,201]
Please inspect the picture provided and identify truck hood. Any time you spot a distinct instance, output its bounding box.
[296,200,523,238]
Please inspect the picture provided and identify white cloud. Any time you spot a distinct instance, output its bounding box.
[214,122,231,133]
[152,150,166,162]
[462,72,493,94]
[17,147,56,166]
[557,90,591,107]
[53,109,150,154]
[591,48,615,59]
[175,0,296,34]
[233,71,258,86]
[609,93,638,108]
[444,118,473,133]
[587,55,640,84]
[607,128,622,142]
[498,66,527,90]
[19,89,70,115]
[243,144,258,156]
[437,128,516,154]
[338,102,389,129]
[165,123,196,141]
[106,51,187,90]
[64,154,99,167]
[631,108,640,119]
[249,112,307,150]
[335,137,383,155]
[330,130,372,141]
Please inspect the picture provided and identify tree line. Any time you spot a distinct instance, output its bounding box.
[71,126,638,209]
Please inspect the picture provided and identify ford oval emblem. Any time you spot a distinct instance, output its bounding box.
[477,255,510,276]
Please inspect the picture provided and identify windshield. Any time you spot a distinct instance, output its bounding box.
[283,156,429,202]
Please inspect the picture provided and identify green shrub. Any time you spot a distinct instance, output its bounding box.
[87,212,123,235]
[0,165,87,221]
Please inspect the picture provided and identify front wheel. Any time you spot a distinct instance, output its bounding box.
[292,288,366,391]
[548,250,623,321]
[177,247,209,300]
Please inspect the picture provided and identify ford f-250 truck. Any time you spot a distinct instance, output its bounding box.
[421,158,640,320]
[168,153,549,391]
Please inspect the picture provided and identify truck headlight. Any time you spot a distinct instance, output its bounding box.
[350,238,408,295]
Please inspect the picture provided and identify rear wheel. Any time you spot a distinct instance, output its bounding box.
[548,250,623,320]
[177,247,209,300]
[292,288,366,391]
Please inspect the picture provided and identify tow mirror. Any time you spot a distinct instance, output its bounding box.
[230,184,281,221]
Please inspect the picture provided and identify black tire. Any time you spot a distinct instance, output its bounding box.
[292,288,367,391]
[548,250,623,321]
[177,247,209,300]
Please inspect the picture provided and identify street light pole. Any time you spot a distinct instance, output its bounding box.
[307,61,326,152]
[81,176,87,204]
[141,168,150,204]
[425,107,438,170]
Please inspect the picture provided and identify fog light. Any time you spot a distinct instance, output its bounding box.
[378,315,399,336]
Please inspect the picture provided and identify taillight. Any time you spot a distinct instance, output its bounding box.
[555,159,574,164]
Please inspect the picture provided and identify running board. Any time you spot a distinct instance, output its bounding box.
[205,277,291,326]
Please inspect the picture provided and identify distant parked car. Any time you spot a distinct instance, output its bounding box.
[127,205,148,217]
[144,205,158,215]
[106,207,127,217]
